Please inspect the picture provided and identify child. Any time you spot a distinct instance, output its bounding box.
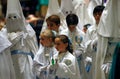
[46,14,64,35]
[64,13,85,51]
[82,24,91,34]
[84,5,105,79]
[33,29,57,79]
[47,35,81,79]
[64,13,86,79]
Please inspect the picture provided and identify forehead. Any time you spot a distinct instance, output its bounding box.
[8,13,17,16]
[7,13,20,17]
[40,34,48,38]
[93,12,102,15]
[47,21,55,24]
[55,37,61,42]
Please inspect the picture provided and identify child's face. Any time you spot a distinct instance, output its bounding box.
[93,12,102,25]
[47,21,59,31]
[82,27,87,33]
[54,38,68,53]
[40,35,52,47]
[68,25,76,32]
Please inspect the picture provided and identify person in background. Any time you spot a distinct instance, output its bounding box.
[84,5,105,79]
[64,13,85,49]
[33,29,57,79]
[63,13,86,79]
[27,14,44,47]
[82,23,91,34]
[46,14,64,35]
[47,35,81,79]
[6,0,38,78]
[95,0,120,79]
[0,30,16,79]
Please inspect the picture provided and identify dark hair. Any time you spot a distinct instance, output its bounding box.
[84,23,91,29]
[46,15,60,25]
[56,35,73,54]
[93,5,105,15]
[66,13,78,27]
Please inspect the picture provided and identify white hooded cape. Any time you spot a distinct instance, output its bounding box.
[6,0,38,79]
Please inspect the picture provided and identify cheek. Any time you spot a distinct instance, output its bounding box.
[55,45,61,51]
[69,27,75,32]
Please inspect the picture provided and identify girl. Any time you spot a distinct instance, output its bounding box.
[33,29,57,79]
[48,35,81,79]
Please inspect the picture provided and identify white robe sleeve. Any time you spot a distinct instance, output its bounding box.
[50,52,81,79]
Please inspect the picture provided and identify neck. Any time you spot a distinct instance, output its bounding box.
[59,50,67,55]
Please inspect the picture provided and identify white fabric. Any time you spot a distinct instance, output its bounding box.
[47,51,81,79]
[0,31,11,53]
[8,31,37,79]
[73,0,89,29]
[94,35,108,79]
[94,1,120,79]
[6,0,38,79]
[6,0,26,33]
[95,0,102,5]
[73,0,97,29]
[64,26,85,50]
[83,24,98,79]
[59,0,75,30]
[41,0,61,32]
[84,24,98,52]
[0,32,16,79]
[60,0,75,16]
[33,46,57,79]
[98,0,120,37]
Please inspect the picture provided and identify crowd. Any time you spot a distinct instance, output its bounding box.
[0,0,120,79]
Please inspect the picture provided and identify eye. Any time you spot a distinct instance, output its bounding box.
[13,16,17,19]
[66,11,68,14]
[8,16,11,19]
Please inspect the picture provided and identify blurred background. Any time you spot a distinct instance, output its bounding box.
[0,0,62,46]
[0,0,61,18]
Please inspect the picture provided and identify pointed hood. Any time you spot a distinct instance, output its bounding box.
[60,0,75,16]
[6,0,27,32]
[45,0,60,18]
[41,0,60,32]
[98,0,120,37]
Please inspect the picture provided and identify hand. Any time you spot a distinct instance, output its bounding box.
[85,57,92,72]
[101,63,111,73]
[49,64,58,74]
[85,56,92,62]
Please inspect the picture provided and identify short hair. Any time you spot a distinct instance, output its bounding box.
[66,13,79,26]
[93,5,105,15]
[40,29,55,41]
[46,15,60,25]
[84,24,91,29]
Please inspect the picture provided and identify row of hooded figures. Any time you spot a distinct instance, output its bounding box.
[0,0,120,79]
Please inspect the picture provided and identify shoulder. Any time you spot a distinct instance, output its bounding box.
[64,52,75,65]
[76,27,85,36]
[87,25,96,33]
[59,28,69,36]
[65,51,75,60]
